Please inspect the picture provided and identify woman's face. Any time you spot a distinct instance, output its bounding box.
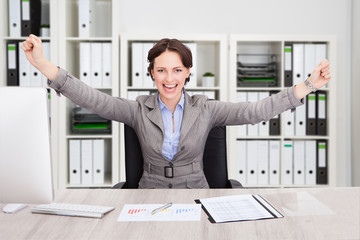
[151,50,190,106]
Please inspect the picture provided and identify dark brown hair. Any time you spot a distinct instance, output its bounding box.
[147,38,193,83]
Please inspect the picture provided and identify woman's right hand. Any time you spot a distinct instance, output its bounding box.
[20,34,59,81]
[21,34,45,69]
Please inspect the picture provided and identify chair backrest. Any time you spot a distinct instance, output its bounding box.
[122,124,230,188]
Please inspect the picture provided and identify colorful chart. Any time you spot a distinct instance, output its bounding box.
[118,204,201,222]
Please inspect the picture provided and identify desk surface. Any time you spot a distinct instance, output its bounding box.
[1,187,359,240]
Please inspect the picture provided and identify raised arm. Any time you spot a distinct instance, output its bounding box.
[20,34,59,81]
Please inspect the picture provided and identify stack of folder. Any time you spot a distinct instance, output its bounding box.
[79,42,112,88]
[237,91,280,136]
[283,91,327,136]
[8,0,45,37]
[69,139,109,185]
[6,41,50,86]
[237,140,327,186]
[237,54,277,87]
[284,42,327,87]
[72,107,111,134]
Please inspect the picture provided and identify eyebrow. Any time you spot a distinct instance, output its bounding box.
[155,66,185,69]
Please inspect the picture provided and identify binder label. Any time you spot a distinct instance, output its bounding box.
[8,45,16,69]
[22,0,30,20]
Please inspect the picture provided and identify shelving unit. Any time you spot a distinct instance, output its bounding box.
[228,35,337,187]
[56,0,120,188]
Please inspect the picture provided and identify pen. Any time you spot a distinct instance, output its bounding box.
[151,202,172,215]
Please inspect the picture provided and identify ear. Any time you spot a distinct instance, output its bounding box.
[151,69,155,80]
[186,68,191,77]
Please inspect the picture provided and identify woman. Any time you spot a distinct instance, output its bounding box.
[21,34,331,188]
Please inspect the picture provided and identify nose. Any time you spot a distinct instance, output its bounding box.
[165,71,174,83]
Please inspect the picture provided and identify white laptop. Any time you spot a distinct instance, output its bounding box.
[0,87,54,204]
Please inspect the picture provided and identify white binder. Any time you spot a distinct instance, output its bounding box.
[203,91,215,100]
[258,92,270,136]
[257,140,269,185]
[93,139,105,184]
[283,109,295,136]
[184,43,197,88]
[69,140,81,185]
[8,0,21,37]
[237,140,247,185]
[30,65,42,87]
[282,140,293,185]
[143,42,154,87]
[247,92,259,136]
[237,92,247,136]
[292,44,304,85]
[91,43,103,87]
[78,0,96,37]
[305,140,317,185]
[102,42,112,88]
[41,42,51,87]
[315,44,327,65]
[293,141,305,185]
[269,140,280,185]
[18,42,31,86]
[81,140,93,185]
[304,44,316,79]
[127,91,139,101]
[131,42,143,87]
[79,42,91,86]
[295,98,306,136]
[246,141,258,185]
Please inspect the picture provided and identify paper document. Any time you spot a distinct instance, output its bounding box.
[118,204,201,222]
[197,194,283,223]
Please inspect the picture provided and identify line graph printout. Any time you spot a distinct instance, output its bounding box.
[117,204,201,222]
[198,194,283,223]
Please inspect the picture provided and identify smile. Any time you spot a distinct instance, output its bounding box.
[163,84,178,89]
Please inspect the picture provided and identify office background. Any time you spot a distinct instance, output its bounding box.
[1,0,359,187]
[116,0,359,186]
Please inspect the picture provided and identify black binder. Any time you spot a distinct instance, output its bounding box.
[316,141,328,184]
[6,41,19,86]
[284,43,293,87]
[21,0,41,36]
[306,93,317,135]
[316,91,327,135]
[269,91,280,135]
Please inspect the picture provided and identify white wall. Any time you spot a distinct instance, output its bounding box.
[351,0,360,186]
[117,0,352,186]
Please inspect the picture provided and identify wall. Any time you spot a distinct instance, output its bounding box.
[117,0,351,186]
[351,0,360,186]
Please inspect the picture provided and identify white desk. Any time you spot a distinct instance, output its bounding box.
[0,187,359,240]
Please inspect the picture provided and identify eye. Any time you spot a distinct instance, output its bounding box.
[157,69,164,73]
[175,69,182,73]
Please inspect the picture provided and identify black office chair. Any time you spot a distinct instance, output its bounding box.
[113,124,242,189]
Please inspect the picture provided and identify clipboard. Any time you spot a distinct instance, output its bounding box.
[195,194,283,223]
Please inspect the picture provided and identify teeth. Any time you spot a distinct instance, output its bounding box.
[164,84,177,88]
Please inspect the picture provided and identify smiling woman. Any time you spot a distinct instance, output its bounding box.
[21,34,331,189]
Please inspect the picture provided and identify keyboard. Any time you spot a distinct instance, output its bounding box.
[31,203,115,219]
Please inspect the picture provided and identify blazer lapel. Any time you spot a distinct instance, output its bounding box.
[179,92,201,143]
[145,92,164,135]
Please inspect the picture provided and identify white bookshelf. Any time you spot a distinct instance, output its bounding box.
[227,34,337,187]
[56,0,120,188]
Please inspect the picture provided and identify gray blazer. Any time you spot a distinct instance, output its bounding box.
[50,68,303,189]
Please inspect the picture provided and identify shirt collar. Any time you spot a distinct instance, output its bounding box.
[158,90,185,111]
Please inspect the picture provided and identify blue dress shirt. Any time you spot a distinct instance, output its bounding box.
[158,92,185,160]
